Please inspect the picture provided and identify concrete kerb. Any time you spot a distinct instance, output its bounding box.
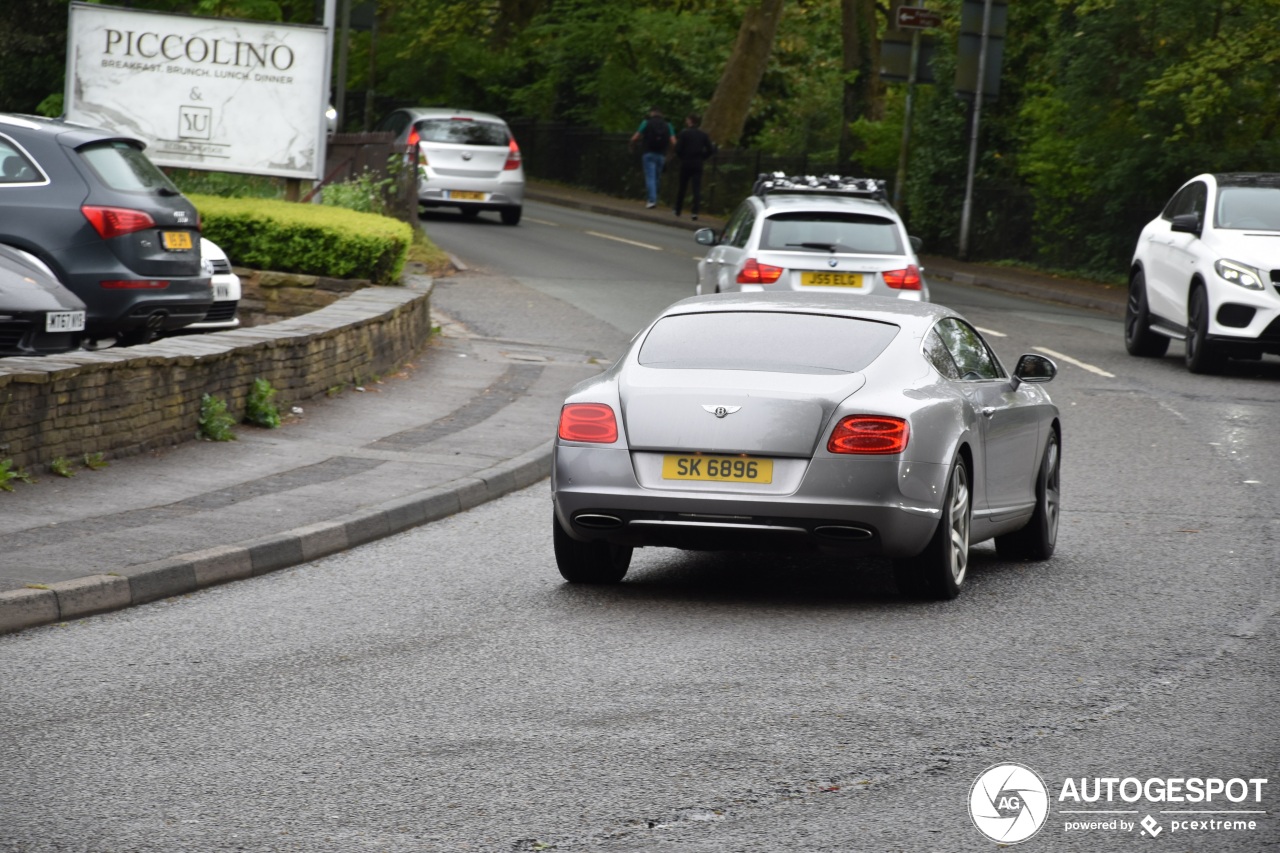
[0,434,555,635]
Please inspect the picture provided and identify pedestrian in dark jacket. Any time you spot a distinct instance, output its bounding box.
[673,113,716,219]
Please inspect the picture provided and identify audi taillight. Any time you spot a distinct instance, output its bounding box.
[558,403,618,443]
[883,264,922,290]
[737,258,784,285]
[81,205,155,240]
[827,416,909,455]
[504,139,523,171]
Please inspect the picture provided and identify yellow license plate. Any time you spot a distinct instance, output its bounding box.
[162,231,193,250]
[662,455,773,483]
[801,271,862,288]
[449,190,486,200]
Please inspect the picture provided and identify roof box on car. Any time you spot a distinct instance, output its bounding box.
[752,172,888,201]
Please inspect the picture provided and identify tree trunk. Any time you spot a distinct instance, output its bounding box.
[701,0,787,148]
[838,0,880,168]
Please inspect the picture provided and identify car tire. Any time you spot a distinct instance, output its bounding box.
[501,206,522,226]
[894,458,971,600]
[1185,286,1222,374]
[553,512,631,584]
[1124,271,1169,357]
[995,429,1060,561]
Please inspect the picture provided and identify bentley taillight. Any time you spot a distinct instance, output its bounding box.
[827,416,909,454]
[558,404,618,443]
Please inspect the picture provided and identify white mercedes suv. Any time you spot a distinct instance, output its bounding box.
[1126,173,1280,373]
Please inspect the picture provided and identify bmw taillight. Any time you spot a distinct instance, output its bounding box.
[883,264,922,290]
[504,139,523,171]
[558,404,618,443]
[81,205,156,240]
[737,258,784,285]
[827,416,909,454]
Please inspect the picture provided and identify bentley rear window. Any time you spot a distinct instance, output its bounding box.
[638,311,899,374]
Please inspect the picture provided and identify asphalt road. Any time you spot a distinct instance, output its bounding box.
[1,201,1276,852]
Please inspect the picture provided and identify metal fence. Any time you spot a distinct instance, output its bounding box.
[507,120,1160,274]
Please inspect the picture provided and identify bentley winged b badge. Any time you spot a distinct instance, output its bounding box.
[702,404,742,419]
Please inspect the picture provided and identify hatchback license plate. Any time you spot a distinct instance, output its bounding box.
[214,282,232,300]
[162,231,193,250]
[449,190,486,201]
[801,271,862,288]
[46,310,86,333]
[662,454,773,483]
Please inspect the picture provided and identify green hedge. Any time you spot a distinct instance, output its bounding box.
[190,194,412,286]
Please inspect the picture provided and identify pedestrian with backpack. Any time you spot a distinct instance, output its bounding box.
[630,107,676,209]
[672,113,716,220]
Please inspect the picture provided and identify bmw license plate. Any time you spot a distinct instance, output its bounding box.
[801,271,862,288]
[46,310,86,333]
[448,190,486,201]
[662,454,773,483]
[162,231,193,250]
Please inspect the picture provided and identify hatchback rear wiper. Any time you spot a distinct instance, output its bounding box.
[787,242,839,252]
[154,186,181,196]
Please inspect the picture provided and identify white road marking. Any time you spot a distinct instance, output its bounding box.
[526,217,559,227]
[975,326,1006,338]
[1034,346,1115,378]
[586,231,662,251]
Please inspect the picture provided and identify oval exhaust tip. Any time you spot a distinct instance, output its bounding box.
[574,513,623,530]
[814,525,873,541]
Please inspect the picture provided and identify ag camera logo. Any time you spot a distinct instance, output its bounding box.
[969,763,1050,844]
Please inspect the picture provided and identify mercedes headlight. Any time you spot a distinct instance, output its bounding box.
[1214,259,1264,290]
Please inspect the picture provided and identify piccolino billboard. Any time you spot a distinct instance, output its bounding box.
[65,2,329,180]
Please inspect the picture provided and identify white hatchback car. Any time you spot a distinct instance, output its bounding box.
[1126,173,1280,373]
[374,107,525,225]
[694,174,929,301]
[183,238,240,332]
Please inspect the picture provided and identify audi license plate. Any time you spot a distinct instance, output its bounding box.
[448,190,486,201]
[801,271,862,288]
[662,454,773,484]
[46,310,86,333]
[161,231,193,250]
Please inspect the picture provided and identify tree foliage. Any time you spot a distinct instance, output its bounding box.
[3,0,1274,276]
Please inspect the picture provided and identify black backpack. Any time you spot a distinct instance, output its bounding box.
[643,117,670,153]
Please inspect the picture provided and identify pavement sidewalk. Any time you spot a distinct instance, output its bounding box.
[0,181,1123,635]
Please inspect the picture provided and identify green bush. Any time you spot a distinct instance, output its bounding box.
[244,378,282,429]
[190,194,412,285]
[198,394,237,442]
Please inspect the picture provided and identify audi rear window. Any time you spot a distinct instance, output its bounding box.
[415,119,510,146]
[78,140,180,193]
[638,311,899,374]
[761,211,904,254]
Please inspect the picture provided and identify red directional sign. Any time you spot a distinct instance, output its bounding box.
[897,6,943,29]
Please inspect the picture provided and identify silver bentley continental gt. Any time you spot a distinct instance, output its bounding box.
[551,293,1061,600]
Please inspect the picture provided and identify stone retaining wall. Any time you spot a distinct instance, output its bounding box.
[0,276,433,473]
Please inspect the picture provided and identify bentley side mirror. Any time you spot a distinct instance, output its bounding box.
[1013,353,1057,386]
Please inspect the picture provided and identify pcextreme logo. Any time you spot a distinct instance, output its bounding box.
[969,764,1270,845]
